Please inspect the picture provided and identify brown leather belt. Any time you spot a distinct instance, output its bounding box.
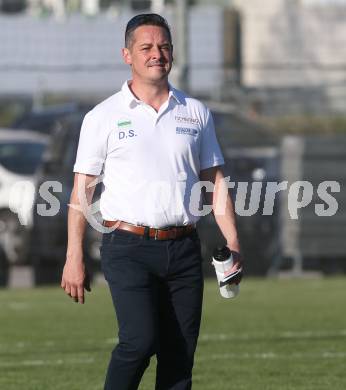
[102,220,196,240]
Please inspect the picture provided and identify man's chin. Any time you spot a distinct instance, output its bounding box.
[147,70,171,81]
[149,67,169,75]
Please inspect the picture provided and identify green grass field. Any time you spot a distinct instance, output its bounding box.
[1,277,346,390]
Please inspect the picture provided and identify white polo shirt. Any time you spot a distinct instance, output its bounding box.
[73,81,224,228]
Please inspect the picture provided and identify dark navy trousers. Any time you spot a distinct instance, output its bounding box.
[100,229,204,390]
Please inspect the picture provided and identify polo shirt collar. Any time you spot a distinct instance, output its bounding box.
[168,84,182,104]
[121,80,182,107]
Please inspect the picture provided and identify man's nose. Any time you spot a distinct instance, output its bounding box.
[151,46,163,59]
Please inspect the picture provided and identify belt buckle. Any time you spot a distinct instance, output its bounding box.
[171,229,177,240]
[154,226,170,240]
[143,226,150,240]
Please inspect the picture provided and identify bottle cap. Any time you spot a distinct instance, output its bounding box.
[212,245,231,261]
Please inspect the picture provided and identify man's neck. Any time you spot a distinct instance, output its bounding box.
[129,79,169,112]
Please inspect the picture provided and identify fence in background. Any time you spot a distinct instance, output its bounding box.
[274,135,346,274]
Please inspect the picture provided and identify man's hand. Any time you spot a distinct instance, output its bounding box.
[61,254,91,304]
[61,173,96,304]
[200,166,243,284]
[227,248,243,285]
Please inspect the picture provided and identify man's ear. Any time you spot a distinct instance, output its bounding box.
[122,47,132,65]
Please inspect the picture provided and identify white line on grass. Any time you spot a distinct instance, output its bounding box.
[1,351,345,368]
[1,330,345,353]
[106,337,119,344]
[0,357,95,368]
[197,351,346,361]
[0,338,116,351]
[199,329,346,342]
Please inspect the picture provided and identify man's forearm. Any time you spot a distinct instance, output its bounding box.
[66,199,88,259]
[66,173,97,261]
[213,193,240,253]
[201,167,241,253]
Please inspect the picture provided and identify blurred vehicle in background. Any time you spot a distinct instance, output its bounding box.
[29,108,280,285]
[11,103,91,135]
[30,113,102,285]
[0,129,48,286]
[0,0,26,13]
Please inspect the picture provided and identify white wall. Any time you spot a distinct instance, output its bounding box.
[234,0,346,89]
[0,6,225,96]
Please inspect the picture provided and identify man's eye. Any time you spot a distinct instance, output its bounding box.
[142,47,150,51]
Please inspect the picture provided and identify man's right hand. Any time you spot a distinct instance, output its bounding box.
[62,173,96,304]
[61,254,91,304]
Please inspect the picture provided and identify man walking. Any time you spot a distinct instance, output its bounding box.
[61,13,242,390]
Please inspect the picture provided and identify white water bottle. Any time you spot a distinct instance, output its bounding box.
[212,246,241,299]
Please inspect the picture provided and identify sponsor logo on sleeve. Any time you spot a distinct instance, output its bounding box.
[176,127,198,136]
[175,116,200,125]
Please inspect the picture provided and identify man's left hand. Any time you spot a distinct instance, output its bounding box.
[227,248,243,285]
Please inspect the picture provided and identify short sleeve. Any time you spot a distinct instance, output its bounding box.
[73,111,107,175]
[199,109,225,170]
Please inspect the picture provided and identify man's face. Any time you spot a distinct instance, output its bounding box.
[122,25,173,84]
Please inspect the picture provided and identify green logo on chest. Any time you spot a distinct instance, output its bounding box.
[117,120,132,127]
